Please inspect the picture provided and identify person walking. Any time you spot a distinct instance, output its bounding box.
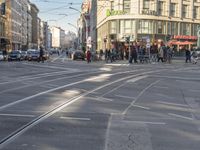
[185,47,191,63]
[86,50,91,63]
[39,46,44,63]
[166,45,173,64]
[157,45,164,62]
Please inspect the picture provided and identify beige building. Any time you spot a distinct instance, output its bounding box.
[97,0,200,50]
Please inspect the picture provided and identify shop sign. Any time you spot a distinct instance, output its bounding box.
[106,9,127,17]
[142,9,157,16]
[173,35,198,40]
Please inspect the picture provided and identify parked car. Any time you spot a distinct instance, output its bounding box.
[27,49,40,61]
[0,51,4,61]
[72,50,85,60]
[8,50,22,61]
[21,51,28,60]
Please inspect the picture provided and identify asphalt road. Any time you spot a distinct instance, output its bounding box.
[0,54,200,150]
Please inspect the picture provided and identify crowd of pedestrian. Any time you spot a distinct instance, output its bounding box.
[98,42,175,64]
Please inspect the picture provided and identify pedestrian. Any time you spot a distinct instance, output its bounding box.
[157,45,164,62]
[86,50,91,63]
[39,46,44,63]
[185,47,191,63]
[166,45,173,64]
[191,51,198,64]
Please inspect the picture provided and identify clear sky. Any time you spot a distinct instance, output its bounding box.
[30,0,83,34]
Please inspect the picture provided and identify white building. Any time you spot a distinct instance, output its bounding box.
[97,0,200,51]
[50,26,66,49]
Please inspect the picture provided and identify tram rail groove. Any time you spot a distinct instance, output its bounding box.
[0,69,160,149]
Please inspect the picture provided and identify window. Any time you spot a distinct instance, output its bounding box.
[182,5,188,18]
[143,0,150,10]
[171,3,177,17]
[111,1,114,11]
[158,1,165,16]
[138,20,153,34]
[171,22,178,35]
[124,20,131,34]
[110,21,116,34]
[193,6,199,19]
[181,23,190,35]
[192,24,198,36]
[123,0,131,14]
[157,21,163,34]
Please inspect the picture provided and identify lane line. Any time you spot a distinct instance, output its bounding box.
[154,86,169,89]
[157,101,188,107]
[0,70,156,111]
[132,104,150,110]
[114,95,135,100]
[124,120,166,125]
[60,117,91,121]
[168,113,193,121]
[122,80,161,115]
[0,70,159,148]
[0,114,35,117]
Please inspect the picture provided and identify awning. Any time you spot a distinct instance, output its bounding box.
[168,40,195,45]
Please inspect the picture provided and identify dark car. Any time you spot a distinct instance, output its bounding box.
[8,50,22,61]
[27,50,40,61]
[72,50,85,60]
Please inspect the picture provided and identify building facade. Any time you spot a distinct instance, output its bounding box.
[97,0,200,51]
[50,26,66,49]
[10,0,22,50]
[30,3,39,49]
[27,1,32,49]
[21,0,28,50]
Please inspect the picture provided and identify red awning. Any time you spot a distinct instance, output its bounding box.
[168,41,195,45]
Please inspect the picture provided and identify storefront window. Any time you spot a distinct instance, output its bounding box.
[123,0,131,14]
[181,23,190,35]
[124,20,131,34]
[171,22,178,35]
[192,24,198,36]
[167,22,171,35]
[110,21,117,34]
[138,20,153,34]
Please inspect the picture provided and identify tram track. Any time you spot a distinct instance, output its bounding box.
[0,69,160,149]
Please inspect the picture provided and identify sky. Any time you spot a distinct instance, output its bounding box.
[30,0,83,34]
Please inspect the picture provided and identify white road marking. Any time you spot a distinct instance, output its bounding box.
[0,114,35,117]
[60,117,91,121]
[124,120,166,125]
[154,86,169,89]
[51,55,64,62]
[127,75,148,82]
[115,95,135,100]
[132,104,150,110]
[123,80,161,115]
[168,113,193,121]
[157,101,188,107]
[0,70,159,111]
